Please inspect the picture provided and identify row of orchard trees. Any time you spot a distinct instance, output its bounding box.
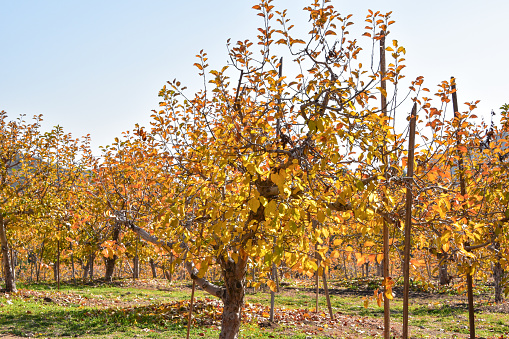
[2,1,509,338]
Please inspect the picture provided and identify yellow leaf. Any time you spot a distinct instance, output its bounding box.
[317,209,326,223]
[442,243,450,253]
[246,164,256,175]
[248,198,260,213]
[267,280,277,292]
[265,200,277,216]
[322,227,329,238]
[385,287,393,300]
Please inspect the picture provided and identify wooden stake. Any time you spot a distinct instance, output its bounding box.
[402,103,417,339]
[315,242,320,313]
[380,30,391,339]
[323,270,334,320]
[451,76,475,339]
[186,279,196,339]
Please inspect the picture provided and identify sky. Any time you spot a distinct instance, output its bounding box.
[1,0,507,154]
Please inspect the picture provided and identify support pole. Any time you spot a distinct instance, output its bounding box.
[451,77,475,339]
[323,270,334,319]
[402,103,417,338]
[186,280,196,339]
[380,30,391,339]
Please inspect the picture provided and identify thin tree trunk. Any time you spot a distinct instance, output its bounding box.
[105,223,121,281]
[493,243,505,303]
[84,253,95,281]
[0,218,17,292]
[133,255,139,279]
[133,236,140,279]
[343,252,348,279]
[53,262,58,282]
[82,258,90,280]
[70,250,76,284]
[493,261,504,303]
[150,258,157,278]
[36,240,46,282]
[104,256,117,281]
[437,252,450,285]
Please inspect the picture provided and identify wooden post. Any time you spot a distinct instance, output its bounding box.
[323,270,334,319]
[380,30,391,339]
[451,77,475,339]
[186,279,196,339]
[57,224,60,290]
[269,251,278,322]
[402,103,417,339]
[315,242,320,313]
[269,57,283,323]
[269,278,276,322]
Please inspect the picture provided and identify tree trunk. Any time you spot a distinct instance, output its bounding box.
[438,255,449,285]
[10,248,17,281]
[104,256,117,281]
[219,256,247,339]
[493,261,504,303]
[377,260,383,277]
[133,255,139,279]
[105,223,121,281]
[53,262,58,282]
[70,251,76,284]
[36,241,45,282]
[343,252,349,279]
[84,253,95,281]
[82,258,89,280]
[149,258,157,278]
[89,253,95,280]
[0,219,17,292]
[493,254,505,303]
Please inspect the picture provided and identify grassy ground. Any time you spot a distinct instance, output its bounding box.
[0,278,507,338]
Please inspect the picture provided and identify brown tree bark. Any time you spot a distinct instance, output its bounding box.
[104,223,121,281]
[438,252,450,285]
[492,241,505,303]
[218,254,248,339]
[36,240,45,282]
[0,217,17,292]
[104,256,117,281]
[133,255,139,279]
[493,260,504,303]
[83,253,95,281]
[149,258,157,278]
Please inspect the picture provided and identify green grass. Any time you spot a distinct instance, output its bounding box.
[0,279,507,338]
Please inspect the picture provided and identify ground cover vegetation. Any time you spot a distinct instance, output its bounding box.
[1,0,508,338]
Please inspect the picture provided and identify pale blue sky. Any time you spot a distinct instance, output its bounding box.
[1,1,507,153]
